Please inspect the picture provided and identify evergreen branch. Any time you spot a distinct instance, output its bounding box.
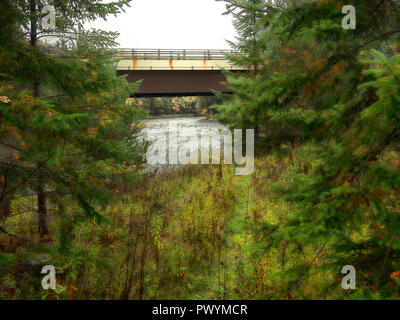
[0,224,42,244]
[360,127,400,167]
[370,0,386,14]
[0,158,48,203]
[349,28,400,57]
[8,209,38,217]
[215,0,270,13]
[316,28,400,80]
[0,140,23,152]
[310,242,326,266]
[281,28,400,106]
[0,161,35,170]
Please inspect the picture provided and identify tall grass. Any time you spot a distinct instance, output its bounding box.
[0,144,365,299]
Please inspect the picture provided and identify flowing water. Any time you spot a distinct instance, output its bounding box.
[139,116,229,172]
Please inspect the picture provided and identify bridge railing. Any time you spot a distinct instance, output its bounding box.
[41,47,242,61]
[115,49,241,61]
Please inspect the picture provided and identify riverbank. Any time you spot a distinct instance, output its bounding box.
[143,114,218,121]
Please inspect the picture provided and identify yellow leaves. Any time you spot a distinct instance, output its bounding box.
[83,93,96,105]
[98,110,113,127]
[171,97,181,112]
[125,98,134,106]
[184,96,195,104]
[84,92,112,106]
[0,96,10,104]
[87,127,98,137]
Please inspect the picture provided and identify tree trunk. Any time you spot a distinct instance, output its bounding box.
[31,1,48,236]
[37,170,49,236]
[0,195,12,222]
[30,0,37,47]
[254,124,260,142]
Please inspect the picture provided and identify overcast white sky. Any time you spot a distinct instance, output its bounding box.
[85,0,236,49]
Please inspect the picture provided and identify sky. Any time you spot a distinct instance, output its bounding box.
[85,0,236,49]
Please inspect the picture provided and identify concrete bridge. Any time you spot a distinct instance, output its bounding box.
[115,49,245,97]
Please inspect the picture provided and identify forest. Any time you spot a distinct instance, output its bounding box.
[1,0,400,300]
[129,96,222,117]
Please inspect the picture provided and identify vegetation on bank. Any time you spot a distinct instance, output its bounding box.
[127,96,222,117]
[4,145,398,299]
[1,0,400,300]
[0,148,381,300]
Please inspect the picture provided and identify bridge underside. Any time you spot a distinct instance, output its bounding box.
[117,70,234,97]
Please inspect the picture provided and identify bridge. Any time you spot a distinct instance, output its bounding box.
[115,49,245,97]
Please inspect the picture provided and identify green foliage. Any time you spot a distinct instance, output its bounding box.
[1,0,400,301]
[214,0,270,140]
[132,96,222,117]
[0,0,146,249]
[214,0,400,298]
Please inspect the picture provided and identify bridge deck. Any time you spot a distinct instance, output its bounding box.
[116,49,244,71]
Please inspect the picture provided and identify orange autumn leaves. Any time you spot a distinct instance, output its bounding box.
[87,127,98,137]
[274,40,348,102]
[390,271,400,280]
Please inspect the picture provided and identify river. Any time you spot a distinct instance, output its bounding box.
[139,116,228,171]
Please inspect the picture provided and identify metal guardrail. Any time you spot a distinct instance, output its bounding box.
[41,48,241,61]
[115,49,240,61]
[116,65,244,71]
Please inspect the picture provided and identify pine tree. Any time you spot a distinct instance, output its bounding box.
[0,0,146,243]
[219,0,400,297]
[214,0,271,142]
[258,0,400,297]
